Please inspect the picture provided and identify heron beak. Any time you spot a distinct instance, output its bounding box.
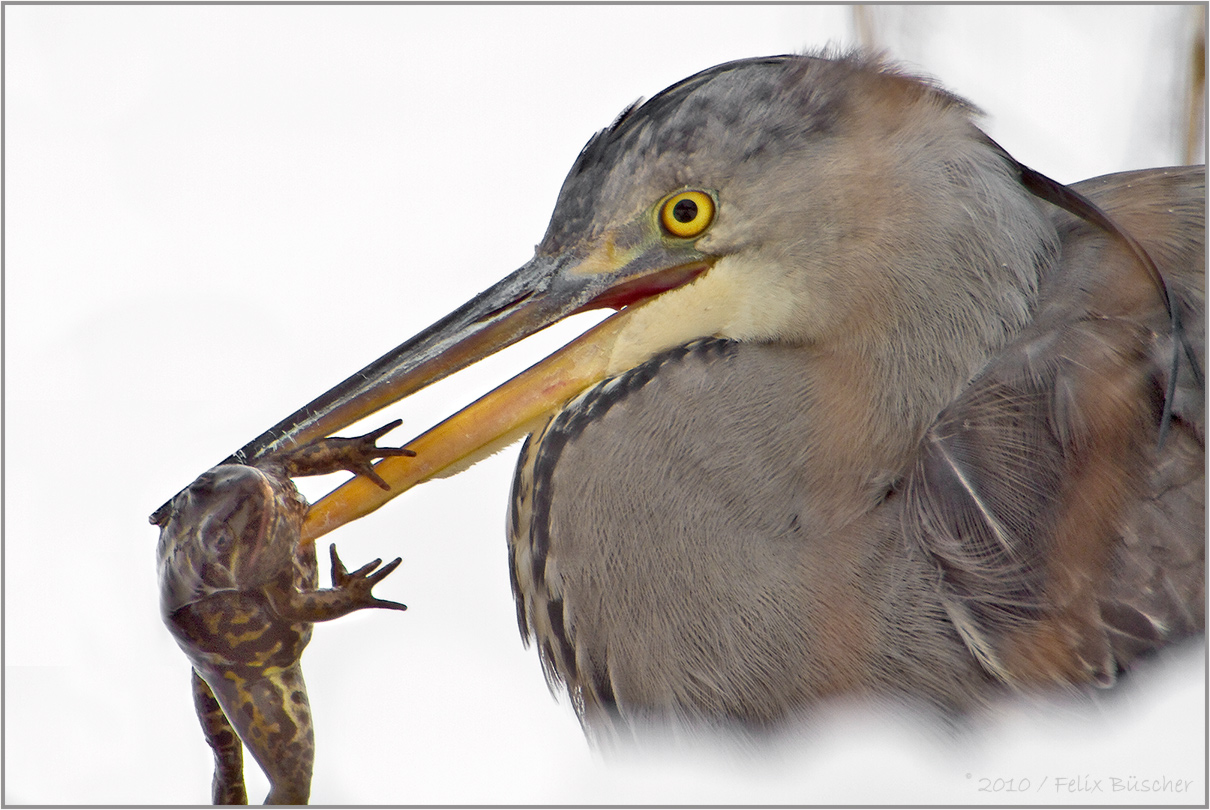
[218,236,710,544]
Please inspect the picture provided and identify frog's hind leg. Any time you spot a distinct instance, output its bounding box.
[222,663,315,805]
[192,669,248,804]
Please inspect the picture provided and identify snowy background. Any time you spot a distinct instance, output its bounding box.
[5,5,1205,805]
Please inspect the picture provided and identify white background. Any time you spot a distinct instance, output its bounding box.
[5,5,1205,805]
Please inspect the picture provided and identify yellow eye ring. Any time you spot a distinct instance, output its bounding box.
[659,190,715,238]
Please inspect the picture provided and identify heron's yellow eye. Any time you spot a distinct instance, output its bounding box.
[659,190,715,238]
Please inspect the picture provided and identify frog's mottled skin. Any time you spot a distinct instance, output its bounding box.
[154,422,412,805]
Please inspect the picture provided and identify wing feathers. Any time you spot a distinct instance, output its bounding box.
[907,166,1205,690]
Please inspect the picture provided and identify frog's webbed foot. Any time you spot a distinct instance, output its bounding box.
[329,544,409,612]
[274,419,416,489]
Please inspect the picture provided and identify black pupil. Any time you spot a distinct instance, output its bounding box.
[672,199,698,223]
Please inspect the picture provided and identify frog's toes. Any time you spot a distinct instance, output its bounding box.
[329,544,408,612]
[349,459,390,490]
[333,420,417,490]
[360,419,404,444]
[352,420,417,461]
[277,420,416,485]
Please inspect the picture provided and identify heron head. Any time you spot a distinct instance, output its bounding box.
[211,54,1061,539]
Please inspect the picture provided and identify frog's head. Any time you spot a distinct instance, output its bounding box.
[157,464,307,613]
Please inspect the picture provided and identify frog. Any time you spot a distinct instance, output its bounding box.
[153,420,414,804]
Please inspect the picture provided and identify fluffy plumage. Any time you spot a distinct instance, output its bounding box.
[507,54,1205,743]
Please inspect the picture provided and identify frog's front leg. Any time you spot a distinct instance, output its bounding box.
[266,418,416,490]
[266,544,408,623]
[192,670,248,805]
